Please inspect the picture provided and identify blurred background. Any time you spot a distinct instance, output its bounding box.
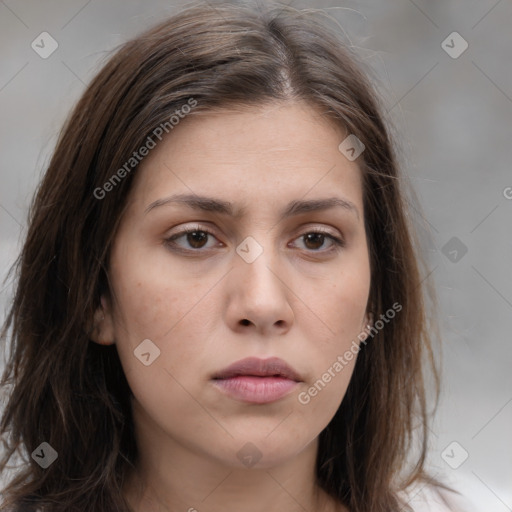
[0,1,511,510]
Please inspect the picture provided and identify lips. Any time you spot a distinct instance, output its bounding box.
[211,357,302,404]
[212,356,302,382]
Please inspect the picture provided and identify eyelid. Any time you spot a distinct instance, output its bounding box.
[166,222,216,237]
[295,224,341,238]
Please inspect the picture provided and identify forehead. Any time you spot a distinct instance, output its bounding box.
[127,101,364,212]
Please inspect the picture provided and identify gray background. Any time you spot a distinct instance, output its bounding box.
[0,1,511,511]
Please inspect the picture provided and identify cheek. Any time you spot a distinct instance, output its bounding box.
[297,262,370,410]
[108,240,208,342]
[107,262,212,441]
[309,259,371,347]
[107,242,221,400]
[296,359,356,431]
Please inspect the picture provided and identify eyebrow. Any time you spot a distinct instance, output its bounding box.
[144,193,360,220]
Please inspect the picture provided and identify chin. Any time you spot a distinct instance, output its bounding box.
[208,435,311,471]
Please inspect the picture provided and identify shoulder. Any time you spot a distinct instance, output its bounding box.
[398,482,475,512]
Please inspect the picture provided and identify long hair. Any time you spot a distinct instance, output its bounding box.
[1,2,448,511]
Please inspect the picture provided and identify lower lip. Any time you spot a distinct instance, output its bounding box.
[212,376,299,404]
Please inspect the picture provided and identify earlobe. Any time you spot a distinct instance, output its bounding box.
[360,311,374,340]
[89,295,116,346]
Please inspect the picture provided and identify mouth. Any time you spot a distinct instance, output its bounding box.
[211,356,302,404]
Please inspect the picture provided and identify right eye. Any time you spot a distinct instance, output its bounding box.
[164,225,223,252]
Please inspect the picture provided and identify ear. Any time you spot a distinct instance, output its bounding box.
[89,295,115,346]
[360,311,374,340]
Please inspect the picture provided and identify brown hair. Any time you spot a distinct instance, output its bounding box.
[1,2,452,511]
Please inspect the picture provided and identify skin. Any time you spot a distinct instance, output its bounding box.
[91,101,371,512]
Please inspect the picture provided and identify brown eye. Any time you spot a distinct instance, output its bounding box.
[303,233,325,250]
[292,230,345,253]
[164,226,220,252]
[186,231,209,249]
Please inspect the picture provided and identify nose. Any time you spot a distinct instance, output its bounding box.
[224,243,294,336]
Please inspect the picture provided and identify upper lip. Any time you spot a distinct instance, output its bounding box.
[212,357,303,382]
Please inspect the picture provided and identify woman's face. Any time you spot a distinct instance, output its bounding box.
[99,101,371,469]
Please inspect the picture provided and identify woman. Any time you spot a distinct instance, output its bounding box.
[0,2,469,511]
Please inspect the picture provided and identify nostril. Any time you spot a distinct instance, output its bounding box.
[240,319,250,326]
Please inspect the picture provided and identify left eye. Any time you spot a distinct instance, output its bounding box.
[292,231,345,251]
[164,227,344,252]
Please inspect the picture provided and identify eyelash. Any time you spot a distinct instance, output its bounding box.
[164,224,345,254]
